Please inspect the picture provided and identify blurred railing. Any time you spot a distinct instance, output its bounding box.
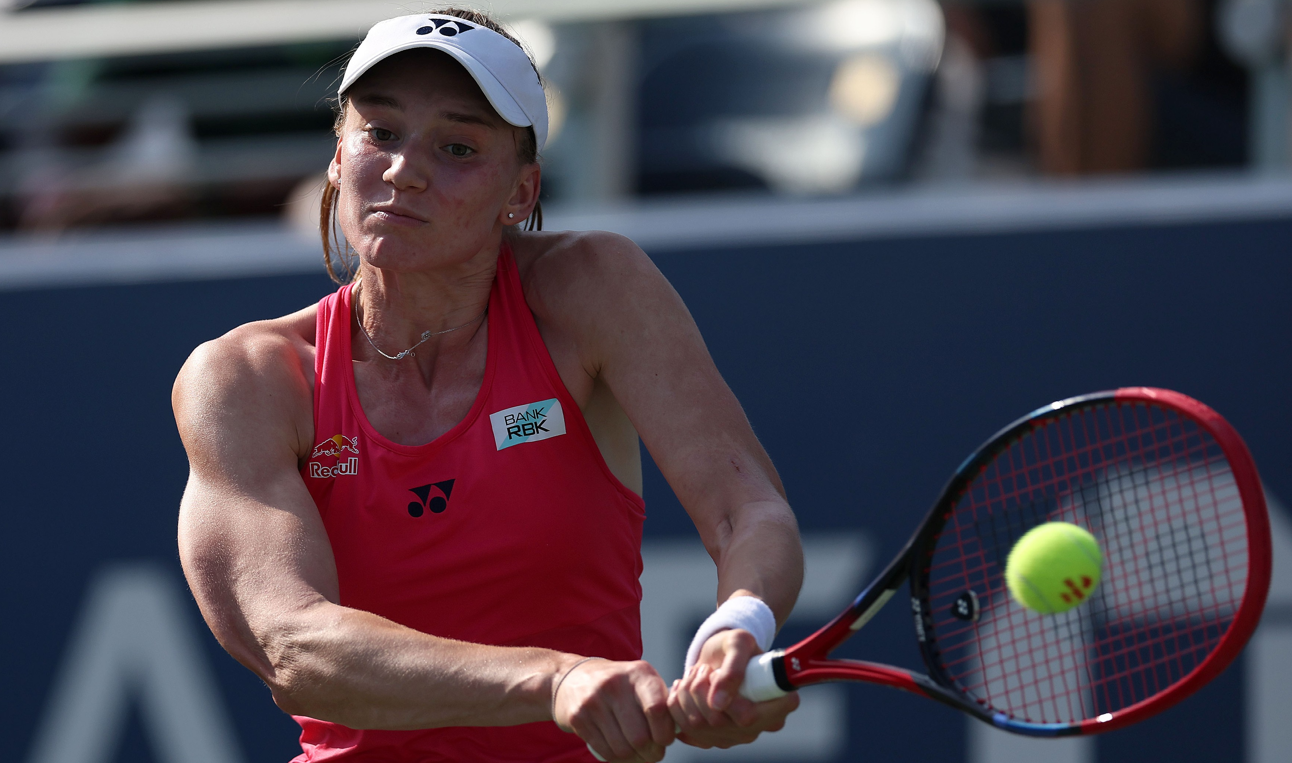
[0,0,1282,230]
[0,0,826,61]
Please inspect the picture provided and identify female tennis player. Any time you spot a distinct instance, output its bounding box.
[172,9,802,763]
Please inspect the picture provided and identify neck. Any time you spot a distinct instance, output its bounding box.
[351,246,498,361]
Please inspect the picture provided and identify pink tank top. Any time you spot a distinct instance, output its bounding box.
[294,245,646,762]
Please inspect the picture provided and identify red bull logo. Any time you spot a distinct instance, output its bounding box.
[311,434,359,459]
[308,434,359,478]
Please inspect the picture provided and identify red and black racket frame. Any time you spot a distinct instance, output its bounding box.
[757,388,1272,737]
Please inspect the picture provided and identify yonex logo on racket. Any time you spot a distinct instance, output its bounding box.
[489,399,566,450]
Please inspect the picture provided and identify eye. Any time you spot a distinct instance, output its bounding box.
[368,127,395,142]
[445,143,475,158]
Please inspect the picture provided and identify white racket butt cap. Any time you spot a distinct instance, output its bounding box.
[740,650,789,702]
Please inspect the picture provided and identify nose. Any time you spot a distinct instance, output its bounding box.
[382,149,428,193]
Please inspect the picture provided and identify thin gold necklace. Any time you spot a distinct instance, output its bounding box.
[353,287,486,361]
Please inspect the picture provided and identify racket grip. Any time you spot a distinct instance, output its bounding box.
[740,650,789,702]
[586,651,786,761]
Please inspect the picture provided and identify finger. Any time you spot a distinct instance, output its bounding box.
[605,670,664,763]
[671,673,706,734]
[573,717,614,763]
[747,691,800,734]
[598,718,638,763]
[708,635,756,711]
[723,694,760,727]
[666,679,690,734]
[671,696,709,749]
[691,665,729,727]
[635,673,676,750]
[572,695,637,763]
[609,701,664,763]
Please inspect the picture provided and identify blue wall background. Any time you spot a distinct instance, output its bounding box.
[2,217,1288,762]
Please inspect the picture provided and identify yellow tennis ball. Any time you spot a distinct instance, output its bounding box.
[1005,522,1103,615]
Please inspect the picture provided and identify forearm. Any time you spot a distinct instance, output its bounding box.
[711,499,803,627]
[260,601,579,730]
[671,499,802,748]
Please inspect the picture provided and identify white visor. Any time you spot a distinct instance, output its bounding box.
[340,14,549,152]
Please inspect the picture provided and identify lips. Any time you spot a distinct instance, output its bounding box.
[369,205,428,225]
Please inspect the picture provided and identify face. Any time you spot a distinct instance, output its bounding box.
[328,49,540,273]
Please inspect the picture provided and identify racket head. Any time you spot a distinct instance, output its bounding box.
[909,387,1271,735]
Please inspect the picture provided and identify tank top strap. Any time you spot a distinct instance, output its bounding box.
[313,284,355,426]
[493,241,578,411]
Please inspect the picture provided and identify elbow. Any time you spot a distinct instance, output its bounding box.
[268,668,380,730]
[705,499,801,558]
[737,499,802,541]
[255,621,384,729]
[262,646,348,722]
[257,632,335,721]
[230,618,336,721]
[266,667,313,718]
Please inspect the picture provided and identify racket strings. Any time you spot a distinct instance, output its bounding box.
[920,401,1249,725]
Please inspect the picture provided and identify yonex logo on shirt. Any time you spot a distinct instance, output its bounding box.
[408,479,455,517]
[489,398,566,450]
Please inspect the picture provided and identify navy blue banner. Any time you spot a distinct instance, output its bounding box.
[2,217,1289,763]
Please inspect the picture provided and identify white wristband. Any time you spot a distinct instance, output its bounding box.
[684,596,776,671]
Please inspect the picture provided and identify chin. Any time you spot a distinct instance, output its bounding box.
[360,240,434,272]
[358,233,472,274]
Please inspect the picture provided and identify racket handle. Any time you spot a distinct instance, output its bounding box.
[740,650,789,702]
[586,651,786,761]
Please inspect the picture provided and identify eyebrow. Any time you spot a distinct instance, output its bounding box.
[351,94,500,129]
[353,93,401,110]
[442,110,498,129]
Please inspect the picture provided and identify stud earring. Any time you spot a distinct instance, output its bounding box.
[508,213,515,219]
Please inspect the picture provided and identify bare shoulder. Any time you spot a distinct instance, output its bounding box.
[509,229,667,328]
[173,304,319,463]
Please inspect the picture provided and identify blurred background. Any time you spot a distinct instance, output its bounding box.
[0,0,1278,226]
[0,1,1289,763]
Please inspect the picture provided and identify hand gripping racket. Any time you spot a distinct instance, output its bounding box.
[738,387,1271,736]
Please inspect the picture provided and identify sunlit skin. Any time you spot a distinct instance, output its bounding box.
[173,49,803,763]
[330,51,537,278]
[325,51,540,446]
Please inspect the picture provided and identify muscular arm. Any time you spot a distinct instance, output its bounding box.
[528,233,804,623]
[526,233,804,746]
[174,324,671,759]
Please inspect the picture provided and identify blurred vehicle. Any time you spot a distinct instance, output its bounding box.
[635,0,945,196]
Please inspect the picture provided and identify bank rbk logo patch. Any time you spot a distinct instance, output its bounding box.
[489,398,566,450]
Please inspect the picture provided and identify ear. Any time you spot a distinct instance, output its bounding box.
[327,136,343,189]
[500,163,541,227]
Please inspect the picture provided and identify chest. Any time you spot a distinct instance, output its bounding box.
[351,320,593,447]
[303,378,646,648]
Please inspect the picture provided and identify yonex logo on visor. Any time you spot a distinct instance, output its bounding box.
[417,19,474,36]
[341,13,550,151]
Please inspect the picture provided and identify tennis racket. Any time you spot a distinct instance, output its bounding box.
[736,387,1271,736]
